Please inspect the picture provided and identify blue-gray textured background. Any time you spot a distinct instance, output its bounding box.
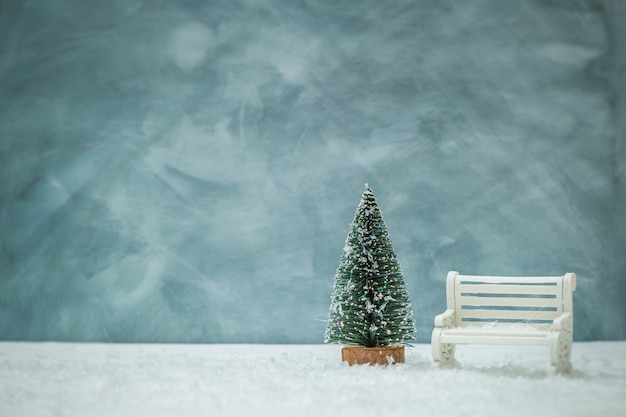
[1,0,624,343]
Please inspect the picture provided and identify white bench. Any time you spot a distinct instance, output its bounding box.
[431,271,576,374]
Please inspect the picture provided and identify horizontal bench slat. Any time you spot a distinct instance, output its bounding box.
[440,333,551,346]
[459,284,560,296]
[460,275,563,284]
[444,325,551,336]
[458,309,560,321]
[458,295,561,309]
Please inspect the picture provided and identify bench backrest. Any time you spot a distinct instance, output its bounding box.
[445,272,576,327]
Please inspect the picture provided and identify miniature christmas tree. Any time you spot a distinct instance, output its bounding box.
[325,184,415,350]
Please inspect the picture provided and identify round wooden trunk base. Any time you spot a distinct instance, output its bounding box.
[341,346,405,366]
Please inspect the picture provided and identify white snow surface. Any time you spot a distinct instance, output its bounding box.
[1,342,625,417]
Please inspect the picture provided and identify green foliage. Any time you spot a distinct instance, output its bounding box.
[325,184,415,348]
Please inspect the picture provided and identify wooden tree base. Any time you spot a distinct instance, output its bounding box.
[342,346,405,366]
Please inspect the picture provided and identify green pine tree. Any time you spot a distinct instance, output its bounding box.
[325,184,415,348]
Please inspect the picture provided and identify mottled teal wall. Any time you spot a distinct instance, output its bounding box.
[0,0,624,343]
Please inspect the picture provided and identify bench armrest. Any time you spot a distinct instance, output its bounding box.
[552,312,573,332]
[434,309,455,328]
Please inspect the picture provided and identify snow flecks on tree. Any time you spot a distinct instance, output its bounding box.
[325,184,416,348]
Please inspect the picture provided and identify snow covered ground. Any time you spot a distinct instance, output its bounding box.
[1,342,625,417]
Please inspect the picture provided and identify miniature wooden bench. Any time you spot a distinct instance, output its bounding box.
[431,271,576,374]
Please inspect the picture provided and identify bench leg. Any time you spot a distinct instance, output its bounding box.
[431,328,455,367]
[549,332,572,375]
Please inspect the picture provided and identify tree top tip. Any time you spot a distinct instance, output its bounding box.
[362,183,375,196]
